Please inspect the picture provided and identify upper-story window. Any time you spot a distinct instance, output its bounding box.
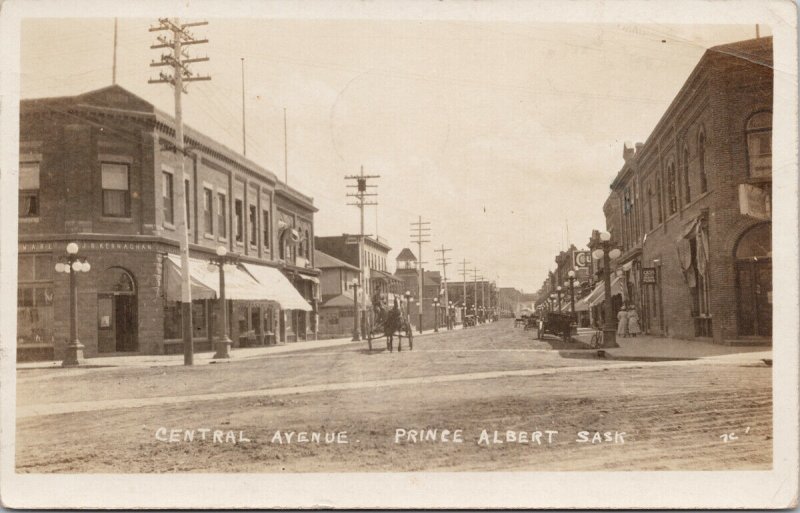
[234,199,243,243]
[101,162,130,217]
[162,171,174,225]
[262,209,270,250]
[746,111,772,178]
[305,230,310,258]
[19,162,40,218]
[682,146,691,204]
[217,193,227,239]
[647,186,654,231]
[698,132,708,193]
[184,179,191,229]
[656,173,664,224]
[249,205,257,246]
[203,187,213,235]
[667,161,678,215]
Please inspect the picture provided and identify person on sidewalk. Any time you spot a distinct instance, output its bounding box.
[627,307,641,338]
[617,305,629,338]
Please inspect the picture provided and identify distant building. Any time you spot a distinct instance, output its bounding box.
[314,249,361,339]
[497,287,523,316]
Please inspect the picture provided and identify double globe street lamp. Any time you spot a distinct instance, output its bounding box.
[55,242,91,367]
[208,245,239,359]
[592,230,622,348]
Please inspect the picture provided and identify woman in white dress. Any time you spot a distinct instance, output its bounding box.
[616,305,629,338]
[627,307,641,337]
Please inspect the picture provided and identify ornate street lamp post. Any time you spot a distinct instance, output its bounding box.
[55,242,91,367]
[567,270,576,315]
[448,300,454,330]
[351,279,361,341]
[209,246,238,359]
[556,286,562,313]
[592,230,622,348]
[432,297,440,332]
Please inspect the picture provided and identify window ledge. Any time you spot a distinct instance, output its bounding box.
[101,216,133,223]
[203,233,215,240]
[163,222,176,231]
[218,236,228,243]
[19,217,40,223]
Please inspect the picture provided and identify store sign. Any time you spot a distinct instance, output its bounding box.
[19,241,155,252]
[739,183,771,220]
[573,251,590,268]
[642,267,657,284]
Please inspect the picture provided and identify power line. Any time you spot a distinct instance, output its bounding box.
[410,216,431,333]
[148,17,211,365]
[345,166,380,324]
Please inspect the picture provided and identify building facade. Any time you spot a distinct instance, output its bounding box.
[602,37,773,343]
[17,85,319,361]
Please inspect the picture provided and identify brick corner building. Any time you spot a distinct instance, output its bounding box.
[602,36,773,344]
[17,85,320,361]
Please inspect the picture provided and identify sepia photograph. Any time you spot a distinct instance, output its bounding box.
[0,0,797,509]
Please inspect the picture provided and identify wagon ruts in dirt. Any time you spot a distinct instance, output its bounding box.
[365,301,414,352]
[536,312,575,342]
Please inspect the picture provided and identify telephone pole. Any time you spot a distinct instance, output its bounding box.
[345,166,379,332]
[458,258,470,324]
[434,244,452,329]
[410,217,431,333]
[472,267,480,322]
[149,17,210,366]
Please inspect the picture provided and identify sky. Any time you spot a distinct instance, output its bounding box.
[20,17,769,293]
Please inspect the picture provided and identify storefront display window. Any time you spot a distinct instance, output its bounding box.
[17,254,54,346]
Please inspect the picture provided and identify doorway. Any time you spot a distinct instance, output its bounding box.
[97,267,138,353]
[735,223,772,337]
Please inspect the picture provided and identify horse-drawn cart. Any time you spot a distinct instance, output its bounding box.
[536,312,574,341]
[364,301,414,352]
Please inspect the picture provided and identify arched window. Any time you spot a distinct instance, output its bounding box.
[667,161,678,215]
[735,223,771,259]
[698,132,708,193]
[647,186,654,231]
[746,111,772,178]
[305,230,310,258]
[656,173,664,224]
[682,145,691,204]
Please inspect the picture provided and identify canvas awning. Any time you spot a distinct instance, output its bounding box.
[573,297,590,312]
[163,256,216,301]
[164,254,269,302]
[241,263,313,311]
[296,273,320,284]
[587,276,626,308]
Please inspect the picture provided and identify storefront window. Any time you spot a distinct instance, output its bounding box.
[163,301,182,339]
[192,300,207,339]
[746,111,772,178]
[17,254,54,346]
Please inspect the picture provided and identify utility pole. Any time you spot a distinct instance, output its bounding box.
[472,267,480,322]
[149,17,210,366]
[458,258,470,324]
[112,18,118,85]
[241,57,246,156]
[410,216,431,333]
[345,166,379,327]
[434,244,452,329]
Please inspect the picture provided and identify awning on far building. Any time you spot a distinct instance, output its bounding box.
[241,262,313,311]
[587,276,626,308]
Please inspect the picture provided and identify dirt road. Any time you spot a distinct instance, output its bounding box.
[15,321,772,472]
